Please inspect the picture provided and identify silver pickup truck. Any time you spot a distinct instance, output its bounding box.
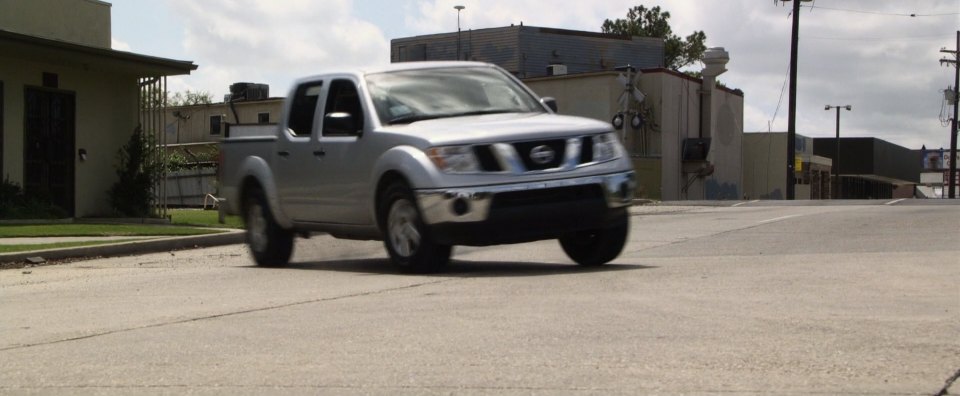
[219,62,635,272]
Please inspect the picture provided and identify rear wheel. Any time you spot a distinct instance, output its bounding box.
[380,182,451,273]
[559,215,629,266]
[244,186,294,267]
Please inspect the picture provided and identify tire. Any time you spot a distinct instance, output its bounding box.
[243,186,294,267]
[559,215,629,266]
[379,182,451,273]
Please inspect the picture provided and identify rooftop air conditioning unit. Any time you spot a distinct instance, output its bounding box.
[547,64,567,76]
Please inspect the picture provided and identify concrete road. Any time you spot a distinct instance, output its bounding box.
[1,203,958,395]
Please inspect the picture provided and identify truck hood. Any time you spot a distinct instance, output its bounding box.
[375,112,614,146]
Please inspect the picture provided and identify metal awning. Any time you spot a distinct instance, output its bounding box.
[0,29,196,76]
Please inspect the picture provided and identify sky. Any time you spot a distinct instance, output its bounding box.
[110,0,960,150]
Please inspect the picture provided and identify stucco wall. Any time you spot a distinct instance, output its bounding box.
[743,133,787,200]
[0,0,111,48]
[525,72,620,121]
[0,56,139,217]
[525,70,744,201]
[641,72,743,201]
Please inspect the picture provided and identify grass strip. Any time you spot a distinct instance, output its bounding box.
[0,224,222,238]
[0,239,144,254]
[168,209,243,229]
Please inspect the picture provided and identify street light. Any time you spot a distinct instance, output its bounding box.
[454,5,465,60]
[825,104,852,199]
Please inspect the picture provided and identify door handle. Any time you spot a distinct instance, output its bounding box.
[313,150,326,157]
[278,151,290,157]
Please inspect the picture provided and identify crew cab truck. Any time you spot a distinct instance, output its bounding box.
[219,62,635,272]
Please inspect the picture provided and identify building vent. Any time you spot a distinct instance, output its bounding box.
[546,64,568,76]
[227,82,269,102]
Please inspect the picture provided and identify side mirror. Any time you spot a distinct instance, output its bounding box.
[324,112,359,136]
[541,97,558,113]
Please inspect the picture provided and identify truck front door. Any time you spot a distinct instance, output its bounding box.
[312,77,370,225]
[274,80,325,221]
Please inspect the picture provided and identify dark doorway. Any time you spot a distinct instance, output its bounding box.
[24,88,75,216]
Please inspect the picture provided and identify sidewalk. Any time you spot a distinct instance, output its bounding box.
[0,230,246,265]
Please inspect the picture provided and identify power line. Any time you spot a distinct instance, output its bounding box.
[801,4,960,17]
[806,34,957,42]
[770,63,790,129]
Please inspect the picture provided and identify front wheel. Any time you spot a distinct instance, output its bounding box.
[243,187,294,267]
[379,182,451,273]
[559,216,629,266]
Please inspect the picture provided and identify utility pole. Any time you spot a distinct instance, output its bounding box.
[940,31,959,198]
[825,105,851,199]
[781,0,810,200]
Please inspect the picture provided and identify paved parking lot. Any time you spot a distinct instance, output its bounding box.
[1,203,958,395]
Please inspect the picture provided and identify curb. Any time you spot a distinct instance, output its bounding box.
[0,231,246,264]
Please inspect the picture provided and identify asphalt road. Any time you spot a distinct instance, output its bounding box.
[1,203,958,395]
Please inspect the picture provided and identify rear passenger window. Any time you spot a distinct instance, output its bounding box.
[287,82,323,136]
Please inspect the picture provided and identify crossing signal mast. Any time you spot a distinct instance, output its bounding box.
[940,32,959,198]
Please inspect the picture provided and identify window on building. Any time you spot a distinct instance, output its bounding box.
[209,115,222,135]
[397,46,407,62]
[287,81,324,136]
[410,44,427,61]
[258,112,269,124]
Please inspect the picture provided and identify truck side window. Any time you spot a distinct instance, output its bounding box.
[323,79,364,137]
[288,81,323,136]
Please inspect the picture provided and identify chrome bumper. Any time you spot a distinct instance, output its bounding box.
[416,171,635,225]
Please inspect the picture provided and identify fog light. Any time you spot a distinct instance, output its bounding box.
[452,198,470,216]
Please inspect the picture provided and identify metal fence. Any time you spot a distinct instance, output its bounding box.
[164,167,217,207]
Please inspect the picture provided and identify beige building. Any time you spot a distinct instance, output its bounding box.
[525,50,744,201]
[164,97,283,145]
[0,0,196,217]
[742,133,833,200]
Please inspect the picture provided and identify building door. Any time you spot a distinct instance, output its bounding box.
[24,88,75,216]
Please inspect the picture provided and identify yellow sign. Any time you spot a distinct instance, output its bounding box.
[795,157,803,172]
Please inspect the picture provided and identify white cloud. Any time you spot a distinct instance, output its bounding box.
[111,38,131,51]
[166,0,390,99]
[157,0,957,149]
[400,0,958,148]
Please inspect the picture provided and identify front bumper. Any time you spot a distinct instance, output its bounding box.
[417,171,634,225]
[414,171,634,246]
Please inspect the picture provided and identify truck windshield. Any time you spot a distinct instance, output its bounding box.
[365,66,546,125]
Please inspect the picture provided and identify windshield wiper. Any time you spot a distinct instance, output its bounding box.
[388,110,516,125]
[388,114,445,125]
[445,109,515,118]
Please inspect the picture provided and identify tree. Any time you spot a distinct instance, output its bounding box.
[602,5,707,71]
[168,90,214,107]
[139,89,214,108]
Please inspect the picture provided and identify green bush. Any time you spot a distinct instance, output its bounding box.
[109,126,161,217]
[0,177,68,219]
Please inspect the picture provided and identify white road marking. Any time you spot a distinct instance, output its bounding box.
[733,200,759,207]
[885,199,906,205]
[757,214,801,224]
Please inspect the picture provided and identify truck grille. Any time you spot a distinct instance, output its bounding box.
[491,185,605,209]
[471,135,599,173]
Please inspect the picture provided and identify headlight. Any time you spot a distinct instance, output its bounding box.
[427,145,481,173]
[593,132,624,162]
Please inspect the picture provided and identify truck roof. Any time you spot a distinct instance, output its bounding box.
[293,61,498,84]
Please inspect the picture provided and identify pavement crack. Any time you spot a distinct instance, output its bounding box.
[0,278,454,352]
[936,367,960,396]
